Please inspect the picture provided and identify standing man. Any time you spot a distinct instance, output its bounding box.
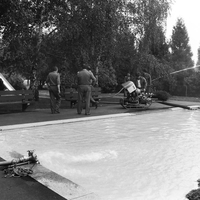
[135,72,147,92]
[77,64,96,115]
[46,66,61,114]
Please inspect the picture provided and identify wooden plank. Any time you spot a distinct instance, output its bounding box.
[0,101,24,105]
[65,93,73,100]
[65,88,73,92]
[0,90,33,95]
[65,92,78,100]
[72,92,78,98]
[65,87,101,108]
[0,90,33,111]
[92,87,101,95]
[65,88,101,100]
[22,90,33,94]
[0,90,23,95]
[24,95,34,101]
[0,96,24,102]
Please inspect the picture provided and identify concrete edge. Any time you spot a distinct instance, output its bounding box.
[0,113,135,131]
[0,106,190,132]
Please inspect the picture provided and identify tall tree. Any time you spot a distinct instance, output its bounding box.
[125,0,172,77]
[170,18,194,95]
[126,0,171,52]
[0,0,175,92]
[170,18,194,70]
[196,46,200,66]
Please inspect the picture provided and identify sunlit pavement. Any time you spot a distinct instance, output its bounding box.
[2,92,199,127]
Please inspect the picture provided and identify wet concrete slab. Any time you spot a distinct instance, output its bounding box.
[0,156,67,200]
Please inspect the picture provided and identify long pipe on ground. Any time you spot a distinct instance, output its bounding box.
[157,101,192,110]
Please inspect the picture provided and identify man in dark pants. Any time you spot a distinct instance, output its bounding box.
[77,64,96,115]
[46,66,61,114]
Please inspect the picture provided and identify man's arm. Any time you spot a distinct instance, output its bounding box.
[142,77,147,90]
[46,75,50,88]
[90,71,97,83]
[57,74,61,93]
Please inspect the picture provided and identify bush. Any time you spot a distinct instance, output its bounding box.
[154,90,170,101]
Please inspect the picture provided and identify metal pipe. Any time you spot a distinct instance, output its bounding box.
[152,65,200,82]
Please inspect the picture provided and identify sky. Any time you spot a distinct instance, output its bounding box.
[166,0,200,64]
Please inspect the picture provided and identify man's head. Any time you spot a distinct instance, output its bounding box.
[53,66,58,72]
[136,72,141,79]
[87,65,91,71]
[83,63,91,71]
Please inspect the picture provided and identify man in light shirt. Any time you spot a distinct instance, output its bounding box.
[77,64,96,115]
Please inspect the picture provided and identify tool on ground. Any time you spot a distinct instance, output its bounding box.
[0,150,39,178]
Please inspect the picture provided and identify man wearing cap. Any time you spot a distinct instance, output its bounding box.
[46,66,61,114]
[77,64,96,115]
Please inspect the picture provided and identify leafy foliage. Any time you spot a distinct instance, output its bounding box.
[2,0,197,96]
[170,18,193,70]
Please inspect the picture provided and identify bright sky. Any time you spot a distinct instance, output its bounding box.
[166,0,200,64]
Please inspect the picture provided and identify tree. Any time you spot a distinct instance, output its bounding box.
[170,18,194,95]
[0,0,174,92]
[124,0,172,83]
[182,46,200,97]
[196,46,200,66]
[170,18,194,70]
